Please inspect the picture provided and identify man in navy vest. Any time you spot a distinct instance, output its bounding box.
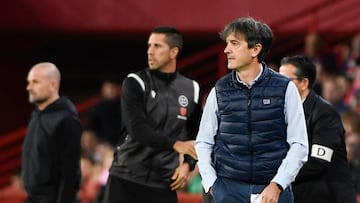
[195,17,308,203]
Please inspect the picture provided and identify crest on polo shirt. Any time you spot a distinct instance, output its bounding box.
[177,95,188,120]
[150,90,156,98]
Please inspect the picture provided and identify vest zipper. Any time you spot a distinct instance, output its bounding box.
[247,88,254,183]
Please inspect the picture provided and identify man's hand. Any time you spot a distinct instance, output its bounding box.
[170,163,191,190]
[260,182,282,203]
[173,140,197,160]
[209,186,213,195]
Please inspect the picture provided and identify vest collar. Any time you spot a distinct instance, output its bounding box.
[232,62,270,88]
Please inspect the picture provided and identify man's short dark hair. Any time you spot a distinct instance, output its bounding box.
[219,17,274,62]
[152,26,183,56]
[280,55,317,89]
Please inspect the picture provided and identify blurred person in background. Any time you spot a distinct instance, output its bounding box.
[321,73,350,115]
[102,26,202,203]
[341,110,360,138]
[79,156,101,203]
[342,110,360,195]
[347,58,360,113]
[351,33,360,62]
[279,55,357,203]
[81,128,101,163]
[303,32,338,74]
[95,143,114,203]
[0,171,27,202]
[346,132,360,195]
[86,78,122,147]
[303,32,338,95]
[22,62,82,203]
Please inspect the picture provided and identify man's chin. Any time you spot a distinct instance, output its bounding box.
[29,98,46,106]
[148,66,158,70]
[227,66,236,70]
[28,97,35,104]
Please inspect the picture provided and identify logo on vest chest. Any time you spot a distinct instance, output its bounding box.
[263,98,271,105]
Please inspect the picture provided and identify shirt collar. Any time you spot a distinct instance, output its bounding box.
[236,64,263,88]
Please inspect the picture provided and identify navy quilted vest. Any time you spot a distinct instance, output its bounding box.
[215,66,290,184]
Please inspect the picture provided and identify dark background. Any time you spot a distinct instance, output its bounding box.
[1,0,359,135]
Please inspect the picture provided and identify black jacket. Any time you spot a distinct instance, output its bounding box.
[22,97,82,203]
[293,90,356,203]
[110,69,202,189]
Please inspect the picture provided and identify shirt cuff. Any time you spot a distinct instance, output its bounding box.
[202,174,217,193]
[271,176,287,191]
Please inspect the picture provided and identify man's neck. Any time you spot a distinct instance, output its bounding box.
[37,95,59,111]
[236,63,262,86]
[301,89,311,102]
[158,60,177,73]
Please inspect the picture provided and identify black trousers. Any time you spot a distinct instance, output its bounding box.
[102,175,177,203]
[25,197,55,203]
[293,180,357,203]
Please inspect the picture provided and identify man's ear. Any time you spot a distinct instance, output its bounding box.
[51,80,59,91]
[251,43,262,58]
[302,78,310,90]
[170,47,179,59]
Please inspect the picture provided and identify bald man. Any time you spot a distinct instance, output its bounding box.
[22,62,82,203]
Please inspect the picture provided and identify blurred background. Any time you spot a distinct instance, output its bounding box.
[1,0,360,202]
